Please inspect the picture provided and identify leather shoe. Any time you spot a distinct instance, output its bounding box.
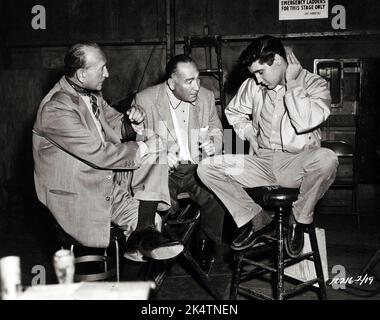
[126,226,184,260]
[284,213,304,258]
[231,210,274,251]
[192,238,216,273]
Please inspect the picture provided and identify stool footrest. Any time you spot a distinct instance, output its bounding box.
[283,252,315,267]
[241,267,271,281]
[283,278,320,298]
[166,217,198,225]
[238,286,274,300]
[242,258,277,273]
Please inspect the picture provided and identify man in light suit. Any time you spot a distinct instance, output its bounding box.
[133,55,225,270]
[33,42,184,261]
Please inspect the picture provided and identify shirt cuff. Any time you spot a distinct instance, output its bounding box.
[243,125,256,141]
[136,141,149,158]
[132,123,144,135]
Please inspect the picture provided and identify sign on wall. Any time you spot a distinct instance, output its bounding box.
[279,0,328,20]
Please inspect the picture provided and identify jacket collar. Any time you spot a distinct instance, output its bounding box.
[58,76,114,143]
[154,83,201,136]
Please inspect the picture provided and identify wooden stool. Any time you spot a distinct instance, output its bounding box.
[230,186,327,300]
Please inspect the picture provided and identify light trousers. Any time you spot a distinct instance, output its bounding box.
[197,147,338,226]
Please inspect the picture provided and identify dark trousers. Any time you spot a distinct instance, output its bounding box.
[168,164,225,244]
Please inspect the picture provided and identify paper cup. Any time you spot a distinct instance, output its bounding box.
[0,256,22,300]
[53,249,75,284]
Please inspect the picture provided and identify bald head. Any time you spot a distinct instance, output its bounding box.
[64,42,109,91]
[64,42,102,77]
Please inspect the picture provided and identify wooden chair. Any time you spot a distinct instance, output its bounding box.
[148,193,223,299]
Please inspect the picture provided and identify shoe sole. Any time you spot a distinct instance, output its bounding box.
[140,244,184,260]
[231,236,263,251]
[124,250,147,262]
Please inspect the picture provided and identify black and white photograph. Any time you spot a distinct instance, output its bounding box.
[0,0,380,307]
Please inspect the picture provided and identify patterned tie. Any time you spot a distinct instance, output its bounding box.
[89,93,100,120]
[65,76,100,120]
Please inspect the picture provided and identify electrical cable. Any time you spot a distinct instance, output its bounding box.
[137,44,157,92]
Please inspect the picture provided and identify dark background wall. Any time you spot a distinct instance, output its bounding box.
[3,0,380,101]
[1,0,380,205]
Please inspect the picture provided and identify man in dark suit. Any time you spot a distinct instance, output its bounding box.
[33,42,183,261]
[133,55,225,270]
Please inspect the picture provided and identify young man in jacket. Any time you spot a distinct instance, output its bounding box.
[197,36,338,257]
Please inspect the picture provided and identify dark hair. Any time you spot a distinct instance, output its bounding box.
[165,54,196,79]
[239,35,286,67]
[64,42,102,77]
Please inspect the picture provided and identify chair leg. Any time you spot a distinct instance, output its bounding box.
[151,259,176,290]
[230,252,244,300]
[182,249,222,300]
[276,208,285,300]
[308,224,327,300]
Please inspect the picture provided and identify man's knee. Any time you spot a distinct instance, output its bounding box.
[197,162,210,181]
[197,155,223,179]
[168,199,180,216]
[315,148,339,175]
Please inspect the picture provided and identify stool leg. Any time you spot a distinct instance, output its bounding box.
[115,239,120,282]
[276,207,285,300]
[308,225,327,300]
[230,252,244,300]
[361,249,380,276]
[104,248,108,273]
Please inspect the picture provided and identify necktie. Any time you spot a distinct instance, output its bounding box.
[89,94,100,120]
[65,76,100,120]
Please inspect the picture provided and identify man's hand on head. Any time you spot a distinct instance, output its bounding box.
[126,105,146,124]
[285,50,302,83]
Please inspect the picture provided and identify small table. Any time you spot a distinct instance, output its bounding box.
[17,281,155,300]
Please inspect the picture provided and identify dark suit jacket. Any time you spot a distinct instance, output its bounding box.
[33,76,143,247]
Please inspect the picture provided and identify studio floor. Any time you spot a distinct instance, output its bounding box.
[1,184,380,300]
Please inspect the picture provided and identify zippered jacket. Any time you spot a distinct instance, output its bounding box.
[225,69,331,154]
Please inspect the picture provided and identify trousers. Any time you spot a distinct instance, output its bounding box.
[197,147,338,226]
[168,164,225,244]
[110,151,170,234]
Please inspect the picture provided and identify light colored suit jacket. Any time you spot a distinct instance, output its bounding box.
[33,76,143,248]
[135,83,223,163]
